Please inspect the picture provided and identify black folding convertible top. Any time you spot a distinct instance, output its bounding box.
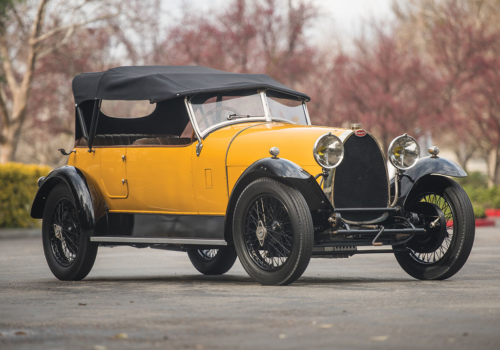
[72,66,310,105]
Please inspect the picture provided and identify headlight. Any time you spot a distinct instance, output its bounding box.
[313,133,344,169]
[388,134,420,170]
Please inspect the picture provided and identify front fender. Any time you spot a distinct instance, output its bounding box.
[395,156,467,206]
[224,157,333,243]
[30,166,101,237]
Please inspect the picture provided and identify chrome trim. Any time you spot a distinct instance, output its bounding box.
[428,145,440,158]
[259,90,272,121]
[303,102,312,125]
[389,172,400,207]
[184,96,202,143]
[312,133,344,169]
[339,130,353,142]
[388,133,421,170]
[342,212,389,225]
[90,237,227,245]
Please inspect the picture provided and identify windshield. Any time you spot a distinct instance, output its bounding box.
[266,90,308,125]
[190,90,265,134]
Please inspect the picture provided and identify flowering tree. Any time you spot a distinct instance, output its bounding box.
[323,26,442,152]
[155,0,319,91]
[394,0,500,184]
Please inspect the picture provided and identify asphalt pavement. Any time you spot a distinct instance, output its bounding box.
[1,227,499,350]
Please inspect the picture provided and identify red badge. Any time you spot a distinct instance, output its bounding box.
[354,129,366,137]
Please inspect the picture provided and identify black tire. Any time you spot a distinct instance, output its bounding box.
[42,184,98,281]
[232,178,313,285]
[394,176,475,280]
[187,247,237,275]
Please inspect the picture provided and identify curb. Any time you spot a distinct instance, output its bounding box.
[0,228,41,239]
[485,209,500,217]
[475,218,496,227]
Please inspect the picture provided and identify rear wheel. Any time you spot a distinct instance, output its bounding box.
[233,178,313,285]
[42,184,98,281]
[394,176,475,280]
[187,247,237,275]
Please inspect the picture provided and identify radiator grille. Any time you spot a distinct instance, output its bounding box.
[333,133,389,222]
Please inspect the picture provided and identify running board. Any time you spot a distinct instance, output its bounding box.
[90,237,227,246]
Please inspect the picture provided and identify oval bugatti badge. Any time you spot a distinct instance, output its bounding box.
[354,129,366,137]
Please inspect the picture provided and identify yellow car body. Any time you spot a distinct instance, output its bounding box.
[67,122,348,216]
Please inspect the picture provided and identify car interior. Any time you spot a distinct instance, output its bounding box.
[75,97,194,147]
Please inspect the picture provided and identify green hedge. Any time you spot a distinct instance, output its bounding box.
[457,172,500,218]
[0,162,52,228]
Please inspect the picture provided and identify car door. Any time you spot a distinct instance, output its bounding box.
[100,147,128,199]
[124,144,198,214]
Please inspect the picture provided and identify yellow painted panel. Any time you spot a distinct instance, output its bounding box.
[100,148,128,199]
[205,169,213,188]
[226,123,349,167]
[124,145,198,213]
[191,122,262,215]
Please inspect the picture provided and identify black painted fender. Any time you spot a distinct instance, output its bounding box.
[394,156,467,206]
[224,157,333,243]
[30,166,104,237]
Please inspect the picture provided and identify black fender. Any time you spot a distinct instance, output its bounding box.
[224,157,333,244]
[30,166,104,237]
[393,156,467,207]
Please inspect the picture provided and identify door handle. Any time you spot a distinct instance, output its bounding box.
[122,179,127,185]
[122,155,126,161]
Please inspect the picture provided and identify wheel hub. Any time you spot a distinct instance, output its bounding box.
[256,220,267,246]
[408,202,447,253]
[53,224,63,240]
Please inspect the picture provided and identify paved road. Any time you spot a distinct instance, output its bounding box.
[1,227,499,350]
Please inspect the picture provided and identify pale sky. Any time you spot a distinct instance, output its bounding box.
[168,0,395,42]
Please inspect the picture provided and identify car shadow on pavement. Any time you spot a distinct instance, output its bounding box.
[47,274,416,286]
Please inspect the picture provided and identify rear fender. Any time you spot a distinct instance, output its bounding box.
[30,166,104,237]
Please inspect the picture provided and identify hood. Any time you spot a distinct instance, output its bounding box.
[226,122,352,167]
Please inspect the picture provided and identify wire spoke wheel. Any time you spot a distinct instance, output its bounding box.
[408,194,454,265]
[49,199,80,267]
[243,194,294,271]
[197,249,219,261]
[393,176,475,281]
[187,247,237,275]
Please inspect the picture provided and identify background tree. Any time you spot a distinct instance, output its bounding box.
[394,0,500,184]
[0,0,118,163]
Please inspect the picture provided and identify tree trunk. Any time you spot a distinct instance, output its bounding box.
[0,140,13,163]
[486,147,500,188]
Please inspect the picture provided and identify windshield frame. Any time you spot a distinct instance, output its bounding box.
[185,89,310,140]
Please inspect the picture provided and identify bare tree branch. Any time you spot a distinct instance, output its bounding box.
[19,0,50,103]
[31,14,114,45]
[36,25,75,58]
[0,37,19,93]
[11,6,29,39]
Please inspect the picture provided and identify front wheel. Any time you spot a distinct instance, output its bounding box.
[232,178,314,286]
[187,247,237,275]
[394,176,475,280]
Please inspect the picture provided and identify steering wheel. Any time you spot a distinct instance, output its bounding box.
[198,106,239,128]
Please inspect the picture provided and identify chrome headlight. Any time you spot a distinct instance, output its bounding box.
[388,134,420,170]
[313,133,344,169]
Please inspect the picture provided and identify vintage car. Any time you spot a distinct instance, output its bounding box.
[31,66,475,285]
